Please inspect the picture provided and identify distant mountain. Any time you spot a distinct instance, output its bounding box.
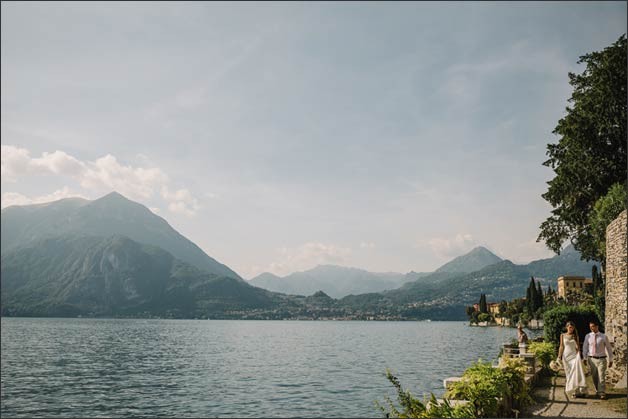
[388,260,539,304]
[375,247,597,320]
[434,246,503,273]
[525,244,596,280]
[249,265,426,298]
[1,192,240,280]
[0,235,284,318]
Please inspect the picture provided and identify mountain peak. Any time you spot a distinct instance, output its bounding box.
[102,191,126,199]
[468,246,495,255]
[435,246,502,274]
[95,191,134,204]
[1,191,242,281]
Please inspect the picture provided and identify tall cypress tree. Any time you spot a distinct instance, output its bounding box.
[527,277,538,313]
[592,265,599,292]
[479,293,488,314]
[536,280,544,308]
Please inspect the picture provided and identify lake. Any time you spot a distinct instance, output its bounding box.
[0,318,540,417]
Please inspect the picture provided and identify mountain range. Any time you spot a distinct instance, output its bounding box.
[248,244,593,301]
[0,192,597,319]
[249,266,429,298]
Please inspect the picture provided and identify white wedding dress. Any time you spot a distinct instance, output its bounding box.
[561,333,587,395]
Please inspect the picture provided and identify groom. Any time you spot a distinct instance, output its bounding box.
[582,320,614,399]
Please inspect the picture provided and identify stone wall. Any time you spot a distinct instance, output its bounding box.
[605,209,627,387]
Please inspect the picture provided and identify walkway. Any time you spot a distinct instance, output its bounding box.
[524,369,627,418]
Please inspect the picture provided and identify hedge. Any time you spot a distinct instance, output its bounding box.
[543,304,600,350]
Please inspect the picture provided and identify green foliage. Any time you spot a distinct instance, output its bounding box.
[445,359,530,418]
[376,369,475,418]
[479,294,488,314]
[498,357,533,410]
[528,341,557,373]
[525,277,545,318]
[498,300,507,315]
[592,265,600,293]
[589,183,627,260]
[538,35,627,261]
[477,313,491,323]
[543,304,600,348]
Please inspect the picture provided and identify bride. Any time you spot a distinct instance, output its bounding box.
[557,321,588,397]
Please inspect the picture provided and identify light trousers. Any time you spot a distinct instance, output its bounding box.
[588,357,607,394]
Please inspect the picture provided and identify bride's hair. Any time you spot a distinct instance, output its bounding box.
[565,321,580,348]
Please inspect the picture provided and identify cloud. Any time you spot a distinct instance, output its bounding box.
[359,241,376,249]
[1,144,200,216]
[1,187,88,208]
[80,154,168,199]
[428,233,476,259]
[511,237,556,264]
[1,145,34,182]
[263,242,352,277]
[161,186,201,216]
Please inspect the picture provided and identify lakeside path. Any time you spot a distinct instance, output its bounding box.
[524,369,627,418]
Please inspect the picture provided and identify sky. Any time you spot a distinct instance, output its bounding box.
[1,1,626,279]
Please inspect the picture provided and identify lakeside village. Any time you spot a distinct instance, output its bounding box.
[466,273,601,330]
[378,212,627,418]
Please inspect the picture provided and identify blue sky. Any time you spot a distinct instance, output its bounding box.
[1,2,626,278]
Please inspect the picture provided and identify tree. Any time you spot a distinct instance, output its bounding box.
[592,265,599,292]
[498,300,507,315]
[538,35,627,262]
[478,312,491,323]
[589,183,627,261]
[526,277,539,316]
[479,294,488,314]
[525,282,532,314]
[536,280,544,309]
[591,264,606,322]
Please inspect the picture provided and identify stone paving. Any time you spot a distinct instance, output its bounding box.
[524,369,627,418]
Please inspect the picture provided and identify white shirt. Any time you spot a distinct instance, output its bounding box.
[582,331,613,362]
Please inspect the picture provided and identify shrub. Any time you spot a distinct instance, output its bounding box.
[543,304,600,349]
[445,358,531,418]
[528,341,556,374]
[376,369,475,418]
[445,360,506,418]
[498,356,533,411]
[477,313,491,323]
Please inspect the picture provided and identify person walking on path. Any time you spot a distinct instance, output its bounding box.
[557,321,587,398]
[582,320,613,399]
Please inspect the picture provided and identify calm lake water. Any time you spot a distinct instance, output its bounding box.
[1,318,541,417]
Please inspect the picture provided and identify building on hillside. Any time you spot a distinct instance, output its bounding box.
[488,303,500,316]
[557,276,593,299]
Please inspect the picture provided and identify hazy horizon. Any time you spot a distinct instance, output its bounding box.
[2,2,626,278]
